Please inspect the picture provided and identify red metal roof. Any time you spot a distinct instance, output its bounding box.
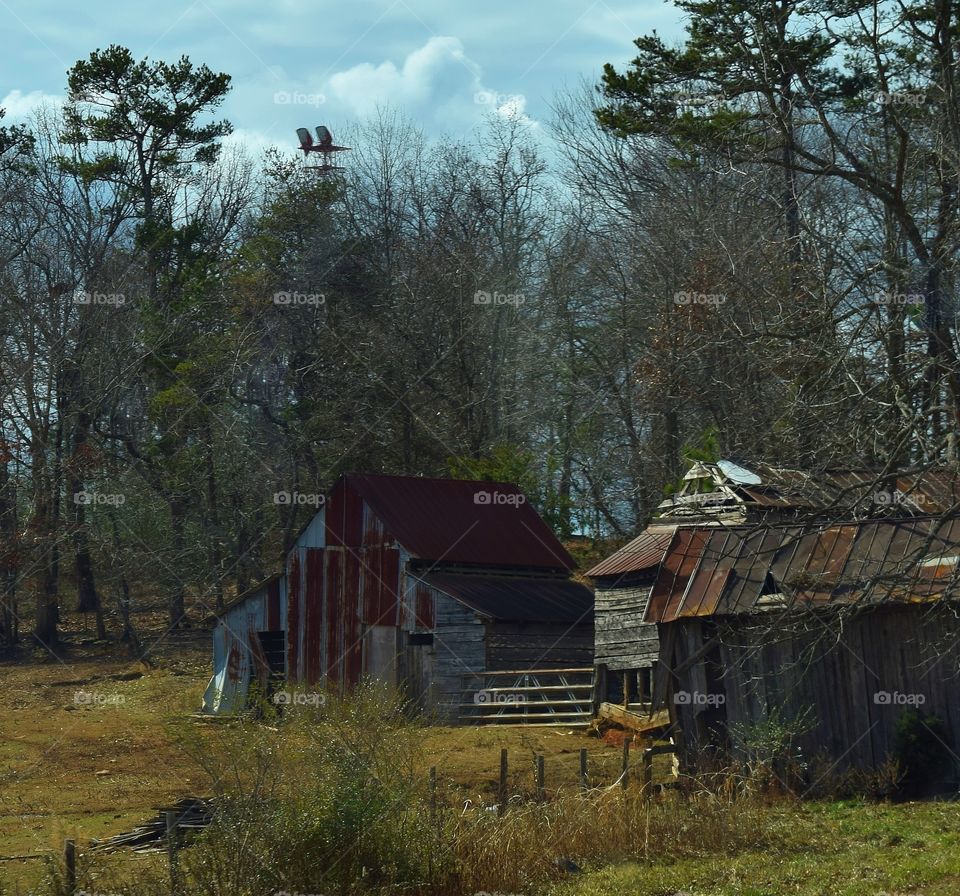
[586,526,675,578]
[647,517,960,624]
[336,473,575,570]
[421,571,594,623]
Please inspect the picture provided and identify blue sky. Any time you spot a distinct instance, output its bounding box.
[1,0,685,154]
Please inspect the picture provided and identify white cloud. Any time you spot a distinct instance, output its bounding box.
[325,35,480,117]
[0,89,63,121]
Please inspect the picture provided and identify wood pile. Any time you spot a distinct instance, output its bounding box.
[89,797,213,853]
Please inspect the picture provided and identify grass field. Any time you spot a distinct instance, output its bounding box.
[3,638,960,896]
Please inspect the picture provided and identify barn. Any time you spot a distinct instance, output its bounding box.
[647,516,960,776]
[202,473,594,722]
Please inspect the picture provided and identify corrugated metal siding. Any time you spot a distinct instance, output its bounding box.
[650,517,960,624]
[304,548,324,684]
[587,527,675,578]
[325,549,343,687]
[325,480,364,548]
[343,550,363,686]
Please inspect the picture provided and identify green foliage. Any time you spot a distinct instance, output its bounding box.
[662,425,721,496]
[448,442,573,534]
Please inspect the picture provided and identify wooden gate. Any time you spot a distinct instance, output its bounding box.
[458,667,594,727]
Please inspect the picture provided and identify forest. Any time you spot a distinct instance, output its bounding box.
[1,0,958,648]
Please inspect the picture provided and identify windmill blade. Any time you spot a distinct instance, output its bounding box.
[315,125,332,147]
[296,127,313,151]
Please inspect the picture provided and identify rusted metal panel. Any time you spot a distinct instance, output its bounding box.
[414,581,435,630]
[360,546,401,626]
[361,500,389,547]
[342,549,363,687]
[587,527,675,578]
[647,529,711,624]
[303,548,324,684]
[324,549,343,687]
[325,479,365,548]
[650,516,960,623]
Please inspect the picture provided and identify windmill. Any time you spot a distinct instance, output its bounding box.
[296,125,350,175]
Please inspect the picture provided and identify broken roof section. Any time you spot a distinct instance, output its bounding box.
[646,516,960,624]
[657,460,960,522]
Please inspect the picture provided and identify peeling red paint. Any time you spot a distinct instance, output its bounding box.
[324,549,343,687]
[414,582,435,629]
[343,551,362,686]
[304,548,324,684]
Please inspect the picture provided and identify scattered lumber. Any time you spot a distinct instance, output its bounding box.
[89,797,213,853]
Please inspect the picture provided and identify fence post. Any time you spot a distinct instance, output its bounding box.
[166,810,179,893]
[579,748,588,792]
[535,754,545,802]
[498,748,508,815]
[621,737,631,790]
[642,747,653,797]
[63,839,76,896]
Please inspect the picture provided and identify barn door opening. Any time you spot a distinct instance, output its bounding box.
[256,630,286,700]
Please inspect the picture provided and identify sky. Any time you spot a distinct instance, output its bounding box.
[0,0,686,156]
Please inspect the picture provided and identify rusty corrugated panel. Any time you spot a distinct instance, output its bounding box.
[647,529,711,623]
[421,572,593,623]
[324,549,343,687]
[325,479,364,548]
[414,581,435,629]
[683,528,751,617]
[360,546,401,626]
[652,516,960,621]
[343,550,363,687]
[303,549,324,685]
[339,473,573,569]
[586,527,675,578]
[361,500,388,547]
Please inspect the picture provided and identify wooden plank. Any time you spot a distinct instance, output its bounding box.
[599,702,671,733]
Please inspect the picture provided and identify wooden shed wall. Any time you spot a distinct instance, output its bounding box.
[663,605,960,771]
[594,581,659,671]
[431,591,485,722]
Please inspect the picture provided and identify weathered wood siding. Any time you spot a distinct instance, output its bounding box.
[594,576,659,671]
[431,591,485,722]
[486,621,594,670]
[662,605,960,771]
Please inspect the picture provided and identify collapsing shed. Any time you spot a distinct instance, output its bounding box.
[203,473,593,721]
[587,460,960,712]
[647,517,960,774]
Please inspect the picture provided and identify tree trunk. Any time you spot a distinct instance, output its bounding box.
[169,496,187,627]
[0,438,17,647]
[69,411,104,637]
